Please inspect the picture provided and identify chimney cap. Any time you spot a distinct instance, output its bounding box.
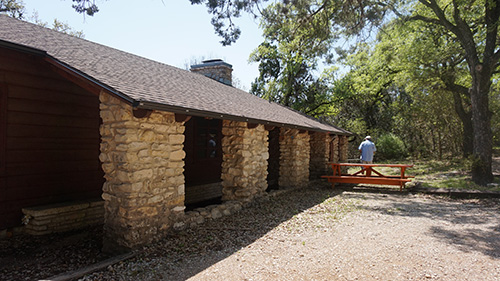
[202,59,223,63]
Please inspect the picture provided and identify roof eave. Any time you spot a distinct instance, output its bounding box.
[136,100,350,135]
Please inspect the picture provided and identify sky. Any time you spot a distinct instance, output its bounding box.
[21,0,263,91]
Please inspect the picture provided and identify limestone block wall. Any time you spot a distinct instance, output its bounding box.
[221,121,269,201]
[279,128,310,187]
[22,199,104,235]
[339,135,349,162]
[309,132,331,179]
[330,135,340,163]
[99,92,186,252]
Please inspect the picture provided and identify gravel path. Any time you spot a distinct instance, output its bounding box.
[82,185,500,281]
[1,184,499,281]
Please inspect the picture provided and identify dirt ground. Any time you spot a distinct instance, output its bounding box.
[1,164,499,280]
[81,188,499,281]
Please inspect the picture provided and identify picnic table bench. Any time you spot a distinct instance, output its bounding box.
[321,163,414,191]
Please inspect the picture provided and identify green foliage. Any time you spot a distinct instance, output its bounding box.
[190,0,391,47]
[376,133,408,160]
[248,3,340,118]
[0,0,25,18]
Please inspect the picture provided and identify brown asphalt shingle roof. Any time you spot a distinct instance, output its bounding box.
[0,15,349,134]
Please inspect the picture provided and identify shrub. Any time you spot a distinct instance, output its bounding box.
[376,133,408,160]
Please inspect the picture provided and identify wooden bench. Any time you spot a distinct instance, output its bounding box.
[322,163,414,191]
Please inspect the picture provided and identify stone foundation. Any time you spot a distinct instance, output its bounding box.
[99,92,186,252]
[221,121,269,201]
[279,128,310,187]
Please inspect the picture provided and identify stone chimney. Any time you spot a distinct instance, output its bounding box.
[190,59,233,86]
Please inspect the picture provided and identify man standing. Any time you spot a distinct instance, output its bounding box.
[359,136,376,164]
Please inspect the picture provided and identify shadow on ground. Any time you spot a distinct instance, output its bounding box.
[0,184,340,280]
[343,186,500,260]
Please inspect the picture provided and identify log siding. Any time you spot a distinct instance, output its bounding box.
[0,47,104,230]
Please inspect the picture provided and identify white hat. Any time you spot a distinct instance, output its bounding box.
[365,136,371,140]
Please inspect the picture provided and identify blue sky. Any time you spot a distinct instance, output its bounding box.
[22,0,263,91]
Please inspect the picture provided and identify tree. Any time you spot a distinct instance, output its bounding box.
[0,0,25,18]
[406,0,496,184]
[71,0,99,16]
[29,12,85,38]
[377,20,473,158]
[1,0,84,38]
[192,0,497,185]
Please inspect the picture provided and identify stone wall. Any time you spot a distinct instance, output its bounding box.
[339,135,349,162]
[279,128,310,187]
[221,121,269,201]
[309,132,331,179]
[332,136,339,163]
[22,199,103,235]
[99,92,186,252]
[328,135,349,175]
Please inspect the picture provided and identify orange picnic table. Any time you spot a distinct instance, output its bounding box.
[322,163,414,191]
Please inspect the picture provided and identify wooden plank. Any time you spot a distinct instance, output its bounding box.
[322,175,411,186]
[6,160,101,175]
[8,84,99,106]
[7,136,99,150]
[6,149,99,163]
[45,252,136,281]
[0,50,99,96]
[2,66,93,95]
[329,163,413,167]
[0,83,7,176]
[7,123,99,138]
[174,113,191,123]
[8,111,99,129]
[2,175,104,199]
[8,97,99,118]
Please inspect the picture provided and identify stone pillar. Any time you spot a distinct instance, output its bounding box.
[339,135,349,162]
[331,135,340,163]
[221,121,269,201]
[99,92,186,253]
[309,132,331,179]
[279,128,310,187]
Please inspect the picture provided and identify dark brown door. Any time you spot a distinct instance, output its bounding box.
[184,117,222,186]
[267,127,280,189]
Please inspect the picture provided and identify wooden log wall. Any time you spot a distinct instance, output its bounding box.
[0,47,104,230]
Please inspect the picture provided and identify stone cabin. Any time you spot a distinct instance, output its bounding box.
[0,15,350,253]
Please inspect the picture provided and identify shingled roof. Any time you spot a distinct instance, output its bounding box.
[0,15,349,134]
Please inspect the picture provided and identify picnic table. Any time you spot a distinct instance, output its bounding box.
[321,163,414,191]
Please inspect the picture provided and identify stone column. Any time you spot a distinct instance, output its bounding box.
[99,92,186,253]
[339,135,349,162]
[221,121,269,201]
[279,128,310,187]
[331,135,340,163]
[309,132,331,179]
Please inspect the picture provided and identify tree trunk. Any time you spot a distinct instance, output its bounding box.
[451,92,473,157]
[470,68,493,185]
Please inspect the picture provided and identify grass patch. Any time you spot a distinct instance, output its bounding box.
[346,159,500,192]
